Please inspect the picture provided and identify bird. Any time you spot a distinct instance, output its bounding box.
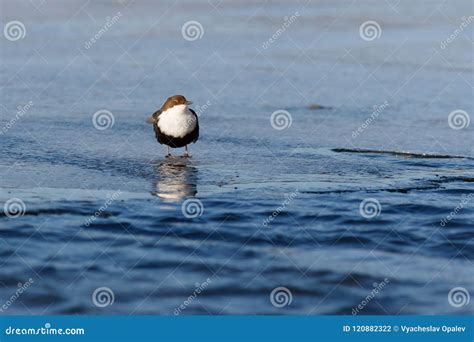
[146,95,199,158]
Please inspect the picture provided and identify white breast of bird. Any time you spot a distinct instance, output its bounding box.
[157,104,196,138]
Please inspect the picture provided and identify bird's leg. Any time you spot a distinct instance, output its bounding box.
[184,145,191,158]
[165,146,172,158]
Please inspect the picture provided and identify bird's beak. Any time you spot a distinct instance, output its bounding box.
[186,100,193,105]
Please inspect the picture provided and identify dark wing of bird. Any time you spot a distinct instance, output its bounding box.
[189,109,199,143]
[147,108,164,144]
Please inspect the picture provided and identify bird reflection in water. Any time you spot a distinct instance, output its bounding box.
[151,158,198,200]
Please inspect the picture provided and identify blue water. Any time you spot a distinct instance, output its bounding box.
[0,0,473,315]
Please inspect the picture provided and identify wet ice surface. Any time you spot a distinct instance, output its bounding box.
[0,0,473,314]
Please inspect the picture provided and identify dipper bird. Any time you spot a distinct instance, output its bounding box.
[146,95,199,157]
